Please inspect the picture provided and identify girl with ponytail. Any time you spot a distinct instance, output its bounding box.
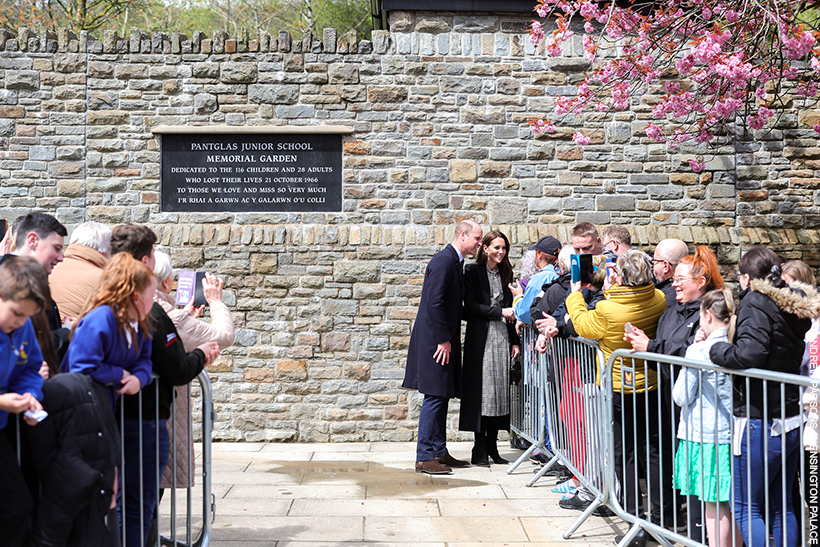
[673,288,741,547]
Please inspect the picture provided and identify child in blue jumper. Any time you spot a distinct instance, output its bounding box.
[60,252,154,404]
[0,256,49,547]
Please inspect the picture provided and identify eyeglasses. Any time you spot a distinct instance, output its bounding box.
[671,276,693,285]
[651,258,668,265]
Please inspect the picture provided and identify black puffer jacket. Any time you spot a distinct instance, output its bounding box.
[647,297,702,391]
[27,373,119,547]
[122,303,206,420]
[710,279,820,418]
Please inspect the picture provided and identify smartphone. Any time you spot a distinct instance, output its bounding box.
[625,322,635,335]
[570,253,594,284]
[0,219,6,236]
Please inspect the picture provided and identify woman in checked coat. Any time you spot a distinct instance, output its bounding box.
[459,230,520,466]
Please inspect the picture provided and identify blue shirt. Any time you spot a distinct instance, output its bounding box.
[60,305,153,408]
[0,318,44,429]
[514,264,559,323]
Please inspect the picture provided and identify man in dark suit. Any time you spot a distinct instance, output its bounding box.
[403,219,483,474]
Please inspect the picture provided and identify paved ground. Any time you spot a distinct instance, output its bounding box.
[197,441,625,546]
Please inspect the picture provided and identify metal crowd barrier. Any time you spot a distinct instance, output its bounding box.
[507,325,554,476]
[509,330,820,547]
[605,349,820,547]
[16,371,214,547]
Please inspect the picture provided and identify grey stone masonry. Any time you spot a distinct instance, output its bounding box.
[1,13,820,441]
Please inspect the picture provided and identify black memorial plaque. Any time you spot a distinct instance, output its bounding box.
[161,133,342,212]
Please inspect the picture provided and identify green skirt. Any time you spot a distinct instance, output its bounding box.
[673,439,732,503]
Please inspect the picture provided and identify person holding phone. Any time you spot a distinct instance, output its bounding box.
[460,230,520,466]
[559,249,667,532]
[624,246,724,543]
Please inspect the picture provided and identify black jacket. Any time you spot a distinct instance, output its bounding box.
[710,280,819,418]
[459,263,519,432]
[556,287,604,339]
[27,373,120,547]
[655,278,677,309]
[530,271,572,324]
[122,303,206,420]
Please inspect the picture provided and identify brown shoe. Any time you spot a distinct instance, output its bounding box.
[415,459,453,475]
[437,453,470,468]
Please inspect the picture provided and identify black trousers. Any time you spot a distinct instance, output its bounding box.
[0,423,33,547]
[612,390,674,522]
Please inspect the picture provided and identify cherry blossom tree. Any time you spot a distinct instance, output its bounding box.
[527,0,820,171]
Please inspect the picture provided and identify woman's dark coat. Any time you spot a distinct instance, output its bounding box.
[647,296,703,391]
[459,263,519,432]
[711,279,820,418]
[27,373,120,547]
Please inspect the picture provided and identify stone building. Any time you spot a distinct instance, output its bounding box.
[0,8,818,441]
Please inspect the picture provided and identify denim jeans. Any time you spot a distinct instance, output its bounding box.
[734,418,800,547]
[118,418,169,547]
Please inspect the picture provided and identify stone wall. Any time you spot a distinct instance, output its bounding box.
[2,13,820,441]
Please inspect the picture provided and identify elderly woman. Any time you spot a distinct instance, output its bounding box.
[153,251,235,491]
[558,249,667,537]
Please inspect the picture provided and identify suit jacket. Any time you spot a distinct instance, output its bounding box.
[402,244,464,398]
[459,263,519,432]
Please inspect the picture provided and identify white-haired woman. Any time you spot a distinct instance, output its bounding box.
[152,250,235,491]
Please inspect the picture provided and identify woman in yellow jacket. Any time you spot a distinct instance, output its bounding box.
[564,249,667,542]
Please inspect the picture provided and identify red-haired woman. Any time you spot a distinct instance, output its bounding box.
[459,230,520,466]
[624,245,724,544]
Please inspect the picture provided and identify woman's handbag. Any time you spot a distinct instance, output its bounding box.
[510,354,522,385]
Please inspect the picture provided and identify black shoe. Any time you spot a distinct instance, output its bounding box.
[614,529,649,547]
[490,453,509,465]
[544,463,570,476]
[529,452,550,466]
[558,494,591,512]
[471,455,490,466]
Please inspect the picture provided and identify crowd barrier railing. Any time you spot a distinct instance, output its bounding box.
[510,331,820,547]
[604,348,820,547]
[507,324,555,477]
[15,371,214,547]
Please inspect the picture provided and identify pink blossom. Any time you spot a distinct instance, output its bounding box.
[573,132,591,145]
[813,57,820,72]
[530,21,544,45]
[748,115,765,130]
[579,1,597,19]
[689,159,705,172]
[813,124,820,134]
[645,123,664,142]
[725,9,739,22]
[536,5,548,17]
[755,87,766,99]
[783,30,815,60]
[585,21,595,33]
[702,7,712,19]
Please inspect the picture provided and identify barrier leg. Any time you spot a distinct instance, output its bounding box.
[506,441,537,474]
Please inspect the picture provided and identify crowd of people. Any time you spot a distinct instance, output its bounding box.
[403,220,820,547]
[0,213,235,547]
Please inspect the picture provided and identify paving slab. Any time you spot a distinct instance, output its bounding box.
[201,441,623,547]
